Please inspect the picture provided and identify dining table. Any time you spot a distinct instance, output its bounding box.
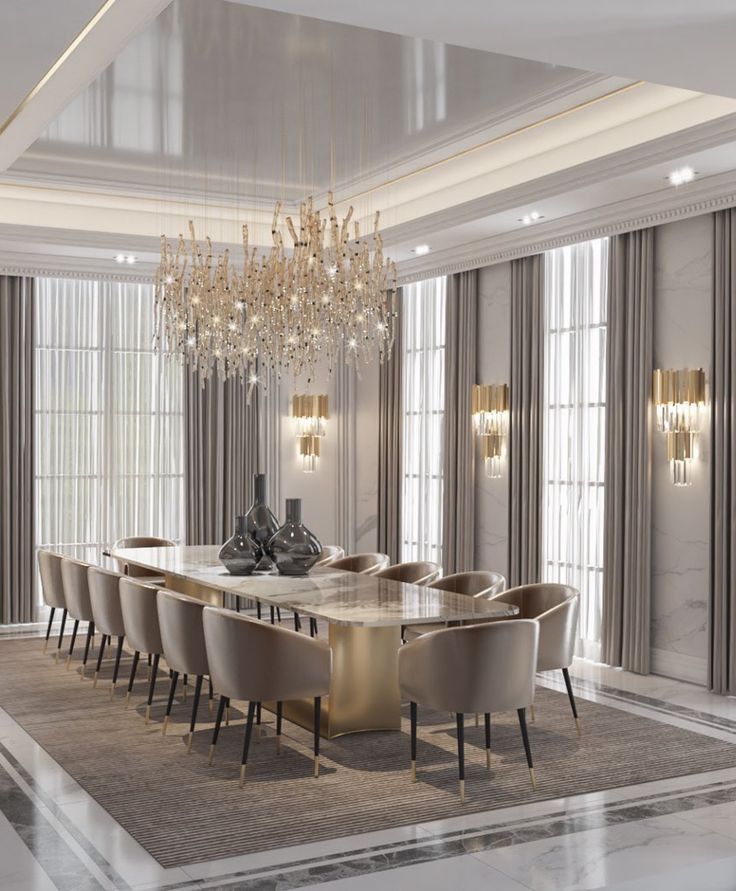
[111,545,519,738]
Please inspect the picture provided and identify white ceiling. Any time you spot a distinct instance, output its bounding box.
[238,0,736,99]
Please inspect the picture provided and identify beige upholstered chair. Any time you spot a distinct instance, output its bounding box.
[399,620,539,800]
[60,557,97,677]
[112,536,175,582]
[202,607,331,785]
[156,590,210,749]
[490,583,581,732]
[374,561,442,586]
[87,566,128,695]
[38,550,68,660]
[315,545,345,566]
[403,570,506,640]
[330,553,390,575]
[119,578,165,721]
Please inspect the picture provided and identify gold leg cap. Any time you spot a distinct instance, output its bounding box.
[530,704,536,723]
[314,756,320,778]
[459,779,466,802]
[529,767,537,791]
[125,691,131,709]
[410,759,417,783]
[208,698,214,716]
[208,744,216,766]
[225,706,230,726]
[109,682,116,700]
[162,715,169,736]
[145,705,151,725]
[80,665,85,680]
[65,654,72,670]
[239,764,246,788]
[187,732,193,753]
[575,717,582,736]
[92,671,99,688]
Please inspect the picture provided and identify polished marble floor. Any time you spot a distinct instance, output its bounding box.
[2,625,736,889]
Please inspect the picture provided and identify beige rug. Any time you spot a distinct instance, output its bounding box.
[1,636,735,868]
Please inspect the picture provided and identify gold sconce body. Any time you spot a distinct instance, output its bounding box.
[652,368,705,486]
[292,394,328,473]
[472,384,509,479]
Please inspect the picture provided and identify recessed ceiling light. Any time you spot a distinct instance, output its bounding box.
[413,244,431,256]
[668,166,695,186]
[114,254,125,263]
[125,255,137,264]
[520,211,544,225]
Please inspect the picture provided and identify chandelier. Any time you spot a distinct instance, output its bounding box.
[154,193,397,381]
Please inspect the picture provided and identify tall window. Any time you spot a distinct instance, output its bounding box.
[34,278,184,598]
[542,239,609,660]
[401,277,446,563]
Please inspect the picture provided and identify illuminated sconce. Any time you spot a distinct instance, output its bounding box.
[472,384,509,479]
[652,368,706,486]
[292,394,328,473]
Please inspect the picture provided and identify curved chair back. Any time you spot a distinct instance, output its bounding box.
[375,561,442,586]
[156,590,209,676]
[315,545,345,566]
[429,570,505,599]
[203,607,330,703]
[38,550,66,609]
[60,558,94,622]
[119,578,164,656]
[113,536,175,578]
[330,553,390,575]
[399,619,538,714]
[87,566,126,638]
[491,583,579,671]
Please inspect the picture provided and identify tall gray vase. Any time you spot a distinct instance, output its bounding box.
[245,473,280,572]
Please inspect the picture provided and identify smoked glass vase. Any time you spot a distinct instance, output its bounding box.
[267,498,322,577]
[218,515,261,575]
[244,473,280,572]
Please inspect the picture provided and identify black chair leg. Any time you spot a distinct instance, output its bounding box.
[276,701,283,755]
[562,667,581,735]
[66,619,80,669]
[209,695,228,764]
[43,607,55,652]
[270,606,275,625]
[80,621,94,679]
[239,701,257,787]
[162,670,179,735]
[485,713,492,771]
[456,713,465,801]
[93,631,107,687]
[313,696,321,777]
[276,608,281,623]
[145,653,160,724]
[293,612,302,633]
[257,602,262,621]
[309,618,318,638]
[187,675,204,753]
[110,635,125,698]
[55,608,68,662]
[208,675,214,715]
[517,707,537,790]
[125,651,140,708]
[410,701,417,782]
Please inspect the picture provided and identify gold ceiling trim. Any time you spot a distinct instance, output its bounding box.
[0,0,117,139]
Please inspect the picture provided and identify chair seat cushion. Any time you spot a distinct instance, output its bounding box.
[403,622,445,641]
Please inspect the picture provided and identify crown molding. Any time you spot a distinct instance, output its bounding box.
[397,172,736,283]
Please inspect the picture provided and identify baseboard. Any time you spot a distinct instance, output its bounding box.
[651,647,707,687]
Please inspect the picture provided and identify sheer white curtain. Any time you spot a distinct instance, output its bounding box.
[401,277,446,563]
[34,278,184,598]
[542,239,609,660]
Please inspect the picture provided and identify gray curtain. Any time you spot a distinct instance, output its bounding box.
[185,372,259,545]
[442,270,478,573]
[710,209,736,693]
[0,276,35,624]
[601,228,654,674]
[378,289,403,562]
[508,255,545,587]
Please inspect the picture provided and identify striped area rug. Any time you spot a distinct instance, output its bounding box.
[1,636,735,868]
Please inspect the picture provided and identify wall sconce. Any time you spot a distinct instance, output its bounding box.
[472,384,509,478]
[292,394,328,473]
[652,368,706,486]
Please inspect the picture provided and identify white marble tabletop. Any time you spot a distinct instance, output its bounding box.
[111,545,518,627]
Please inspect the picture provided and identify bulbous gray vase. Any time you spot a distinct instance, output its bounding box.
[244,473,280,572]
[267,498,322,577]
[218,515,261,575]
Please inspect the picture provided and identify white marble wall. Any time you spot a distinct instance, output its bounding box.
[474,262,512,579]
[651,215,712,685]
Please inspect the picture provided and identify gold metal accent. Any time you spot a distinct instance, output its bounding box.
[652,368,706,486]
[411,759,417,782]
[208,744,216,765]
[65,654,72,669]
[472,384,509,479]
[208,697,214,716]
[459,779,466,802]
[314,756,320,778]
[575,717,582,736]
[529,767,538,791]
[292,394,329,423]
[145,705,151,725]
[239,765,247,788]
[486,749,491,771]
[55,649,60,664]
[109,682,116,700]
[225,706,230,726]
[187,732,193,753]
[293,395,329,473]
[162,715,169,735]
[125,691,131,709]
[530,704,535,723]
[92,671,99,688]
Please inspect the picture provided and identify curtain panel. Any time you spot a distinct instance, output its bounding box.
[0,276,35,624]
[442,270,478,573]
[601,228,654,675]
[710,209,736,693]
[508,255,545,587]
[377,288,403,563]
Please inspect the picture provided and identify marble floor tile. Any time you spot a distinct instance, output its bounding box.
[594,853,736,890]
[301,854,532,890]
[0,810,57,889]
[676,799,736,842]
